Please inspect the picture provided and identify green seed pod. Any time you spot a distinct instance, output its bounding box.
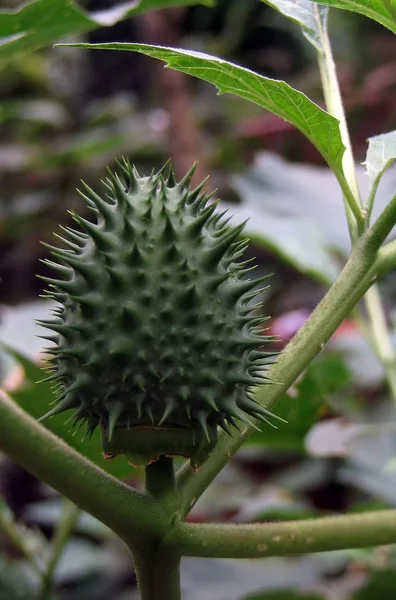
[38,160,281,465]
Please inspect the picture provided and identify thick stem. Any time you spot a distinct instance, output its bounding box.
[0,390,165,542]
[145,456,179,513]
[166,510,396,558]
[39,501,80,600]
[131,543,181,600]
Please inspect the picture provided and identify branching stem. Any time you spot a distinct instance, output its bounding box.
[166,510,396,558]
[0,390,166,542]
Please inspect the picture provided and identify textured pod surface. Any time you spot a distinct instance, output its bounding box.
[39,161,279,454]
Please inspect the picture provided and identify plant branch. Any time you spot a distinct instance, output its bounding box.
[145,456,179,514]
[361,192,396,399]
[364,176,382,225]
[130,543,181,600]
[165,510,396,558]
[315,6,362,237]
[0,390,166,542]
[317,5,396,404]
[364,285,396,399]
[39,501,80,600]
[178,220,394,515]
[376,239,396,277]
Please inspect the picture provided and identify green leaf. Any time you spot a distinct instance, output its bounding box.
[3,346,132,479]
[364,130,396,187]
[310,0,396,35]
[0,0,212,60]
[353,571,396,600]
[260,0,328,52]
[60,42,346,175]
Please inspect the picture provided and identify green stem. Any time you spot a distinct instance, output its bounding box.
[364,176,382,225]
[39,501,80,600]
[166,510,396,558]
[364,285,396,399]
[178,213,396,515]
[130,543,181,600]
[376,239,396,277]
[317,4,396,406]
[0,498,44,573]
[145,456,179,513]
[316,0,396,406]
[315,6,362,237]
[0,390,166,542]
[362,194,396,401]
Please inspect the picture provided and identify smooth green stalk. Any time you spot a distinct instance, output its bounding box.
[39,501,80,600]
[0,390,166,542]
[131,544,181,600]
[376,239,396,277]
[315,6,362,237]
[360,196,396,403]
[364,285,396,399]
[145,456,180,514]
[178,209,396,515]
[316,7,396,402]
[364,176,382,225]
[165,510,396,558]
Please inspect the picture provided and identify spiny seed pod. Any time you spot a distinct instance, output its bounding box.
[38,160,281,466]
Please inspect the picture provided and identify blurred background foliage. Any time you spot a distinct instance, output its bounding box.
[1,0,396,598]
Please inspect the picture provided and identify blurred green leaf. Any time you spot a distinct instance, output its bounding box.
[353,571,396,599]
[311,0,396,34]
[260,1,328,52]
[364,130,396,188]
[248,354,350,451]
[61,43,346,176]
[0,0,213,60]
[3,346,132,479]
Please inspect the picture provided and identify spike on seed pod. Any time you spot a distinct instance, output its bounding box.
[38,161,278,466]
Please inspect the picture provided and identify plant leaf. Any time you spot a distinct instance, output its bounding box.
[364,130,396,187]
[60,42,346,175]
[260,0,328,52]
[310,0,396,35]
[0,0,212,60]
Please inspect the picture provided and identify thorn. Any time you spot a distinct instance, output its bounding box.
[147,405,155,424]
[108,402,124,441]
[197,410,211,442]
[38,394,77,421]
[200,389,219,412]
[136,393,145,419]
[158,398,175,426]
[177,162,198,190]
